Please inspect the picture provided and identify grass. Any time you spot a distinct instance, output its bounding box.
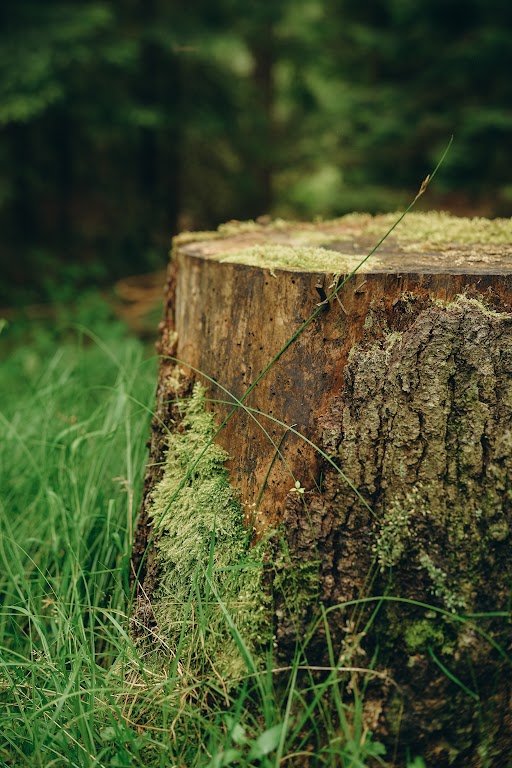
[0,300,155,766]
[0,297,409,768]
[0,156,458,767]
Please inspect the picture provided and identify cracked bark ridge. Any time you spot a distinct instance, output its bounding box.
[278,296,512,766]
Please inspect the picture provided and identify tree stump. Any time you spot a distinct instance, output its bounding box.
[132,213,512,767]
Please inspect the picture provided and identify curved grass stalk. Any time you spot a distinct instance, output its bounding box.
[319,595,512,665]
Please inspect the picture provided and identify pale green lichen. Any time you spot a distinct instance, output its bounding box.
[217,244,384,274]
[418,553,467,614]
[374,487,428,571]
[375,489,470,613]
[146,383,271,679]
[336,210,512,244]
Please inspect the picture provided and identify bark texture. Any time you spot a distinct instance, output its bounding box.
[132,214,512,766]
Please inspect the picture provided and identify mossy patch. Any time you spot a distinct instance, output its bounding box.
[144,383,271,680]
[176,211,512,248]
[269,526,322,658]
[174,211,512,276]
[404,617,447,654]
[339,210,512,244]
[217,244,384,274]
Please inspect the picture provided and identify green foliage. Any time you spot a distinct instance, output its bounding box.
[0,302,156,765]
[146,383,271,680]
[2,0,511,305]
[326,0,512,206]
[0,3,113,124]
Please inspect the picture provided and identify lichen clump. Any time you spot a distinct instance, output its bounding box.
[342,210,512,244]
[146,383,270,679]
[176,211,512,253]
[217,244,384,274]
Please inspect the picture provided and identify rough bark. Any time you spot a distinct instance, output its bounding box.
[132,213,512,766]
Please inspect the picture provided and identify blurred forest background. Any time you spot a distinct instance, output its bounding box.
[1,0,512,308]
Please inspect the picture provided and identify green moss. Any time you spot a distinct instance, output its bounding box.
[262,523,324,659]
[376,487,467,613]
[339,210,512,244]
[145,383,271,679]
[404,618,446,654]
[216,244,384,274]
[273,546,321,622]
[175,211,512,259]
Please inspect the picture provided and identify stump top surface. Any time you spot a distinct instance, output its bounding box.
[175,211,512,275]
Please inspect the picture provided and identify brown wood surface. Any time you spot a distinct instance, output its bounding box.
[167,218,512,534]
[132,215,512,767]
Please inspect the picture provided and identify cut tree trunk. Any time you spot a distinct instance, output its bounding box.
[132,213,512,767]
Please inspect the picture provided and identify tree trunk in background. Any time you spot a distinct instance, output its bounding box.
[249,35,275,215]
[132,214,512,767]
[137,0,182,242]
